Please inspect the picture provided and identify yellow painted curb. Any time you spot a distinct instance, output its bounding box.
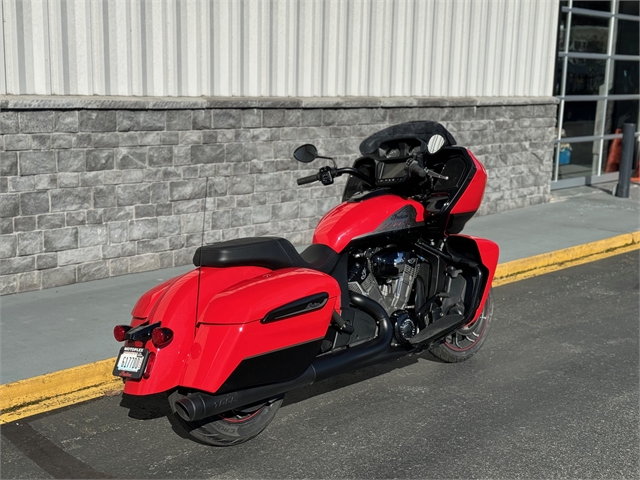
[493,231,640,286]
[1,231,639,424]
[0,358,121,424]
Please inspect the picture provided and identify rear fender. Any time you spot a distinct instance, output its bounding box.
[122,266,270,396]
[447,234,499,321]
[181,268,341,394]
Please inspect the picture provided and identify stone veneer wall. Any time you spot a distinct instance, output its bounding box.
[0,97,557,295]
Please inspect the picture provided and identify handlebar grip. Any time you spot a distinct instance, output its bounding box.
[406,160,427,178]
[297,173,319,185]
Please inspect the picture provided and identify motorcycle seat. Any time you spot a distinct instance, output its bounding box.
[193,237,340,274]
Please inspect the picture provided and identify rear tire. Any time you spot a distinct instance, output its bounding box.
[427,290,493,363]
[168,391,283,447]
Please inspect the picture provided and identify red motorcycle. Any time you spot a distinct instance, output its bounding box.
[113,121,499,446]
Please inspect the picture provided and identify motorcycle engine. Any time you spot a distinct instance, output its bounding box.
[348,247,421,344]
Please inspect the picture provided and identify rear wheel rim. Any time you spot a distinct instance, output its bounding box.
[444,301,490,352]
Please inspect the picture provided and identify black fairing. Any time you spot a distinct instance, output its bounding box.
[359,121,457,155]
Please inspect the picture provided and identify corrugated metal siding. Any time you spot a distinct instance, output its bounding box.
[1,0,559,97]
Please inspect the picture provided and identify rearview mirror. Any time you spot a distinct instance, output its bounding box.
[427,134,445,154]
[293,144,319,163]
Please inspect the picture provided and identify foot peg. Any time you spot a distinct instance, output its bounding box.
[332,311,355,334]
[409,314,464,346]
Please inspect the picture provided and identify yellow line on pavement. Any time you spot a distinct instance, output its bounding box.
[0,358,121,424]
[1,231,639,424]
[493,231,640,286]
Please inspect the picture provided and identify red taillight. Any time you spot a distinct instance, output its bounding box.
[113,325,131,342]
[143,352,156,379]
[151,327,173,348]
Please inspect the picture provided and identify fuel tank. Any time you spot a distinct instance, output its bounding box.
[312,194,425,252]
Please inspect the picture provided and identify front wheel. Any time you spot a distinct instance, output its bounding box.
[168,391,284,447]
[427,290,493,363]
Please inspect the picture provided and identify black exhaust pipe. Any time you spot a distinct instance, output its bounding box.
[174,292,406,422]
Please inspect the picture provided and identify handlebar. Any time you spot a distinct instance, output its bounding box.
[297,173,319,186]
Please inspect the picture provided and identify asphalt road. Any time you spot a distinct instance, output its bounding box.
[2,251,639,479]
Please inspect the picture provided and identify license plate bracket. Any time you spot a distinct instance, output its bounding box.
[113,346,150,380]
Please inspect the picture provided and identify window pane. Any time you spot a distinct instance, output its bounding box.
[572,1,611,12]
[605,99,639,133]
[556,140,601,179]
[562,101,601,138]
[565,59,607,95]
[569,14,610,54]
[618,1,639,17]
[615,20,640,56]
[610,60,639,95]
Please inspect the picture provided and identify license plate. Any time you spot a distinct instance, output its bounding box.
[113,347,150,380]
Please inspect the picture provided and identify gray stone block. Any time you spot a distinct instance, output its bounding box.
[50,188,92,212]
[129,218,158,240]
[1,112,19,133]
[34,174,57,190]
[65,211,87,226]
[134,204,156,218]
[72,133,93,148]
[9,176,35,192]
[137,238,170,254]
[116,147,147,169]
[57,173,79,188]
[77,261,110,282]
[0,256,35,275]
[20,191,50,215]
[17,231,44,256]
[166,110,192,131]
[0,194,19,218]
[4,134,32,150]
[264,109,286,127]
[78,225,108,247]
[158,251,174,269]
[251,205,271,224]
[0,218,13,234]
[117,110,165,131]
[19,151,57,175]
[174,248,194,266]
[20,111,54,133]
[242,109,262,128]
[17,271,41,292]
[212,110,241,129]
[193,110,212,130]
[148,146,173,166]
[57,246,101,266]
[191,144,225,164]
[129,253,160,273]
[55,111,79,132]
[109,257,129,276]
[169,179,207,201]
[121,241,137,257]
[92,185,116,208]
[1,152,18,176]
[36,253,58,270]
[36,213,65,230]
[0,235,17,258]
[180,213,205,234]
[228,176,255,195]
[108,221,128,243]
[118,132,139,146]
[79,171,104,187]
[32,134,52,150]
[179,131,202,145]
[120,169,145,184]
[117,184,150,206]
[57,150,86,172]
[161,132,180,145]
[79,110,117,132]
[0,274,18,295]
[44,227,78,252]
[168,235,186,250]
[41,265,77,288]
[158,216,181,236]
[173,145,191,165]
[92,132,120,148]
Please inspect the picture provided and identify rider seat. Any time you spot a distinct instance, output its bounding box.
[193,237,340,274]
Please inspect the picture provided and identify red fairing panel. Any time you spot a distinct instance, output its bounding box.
[181,268,341,393]
[449,234,499,322]
[123,266,270,396]
[313,195,425,252]
[451,150,487,215]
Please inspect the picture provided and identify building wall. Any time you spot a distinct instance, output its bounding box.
[1,0,559,97]
[0,97,557,295]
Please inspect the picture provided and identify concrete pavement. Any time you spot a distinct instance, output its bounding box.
[0,182,638,385]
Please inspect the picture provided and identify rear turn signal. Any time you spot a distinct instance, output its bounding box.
[151,327,174,348]
[113,325,131,342]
